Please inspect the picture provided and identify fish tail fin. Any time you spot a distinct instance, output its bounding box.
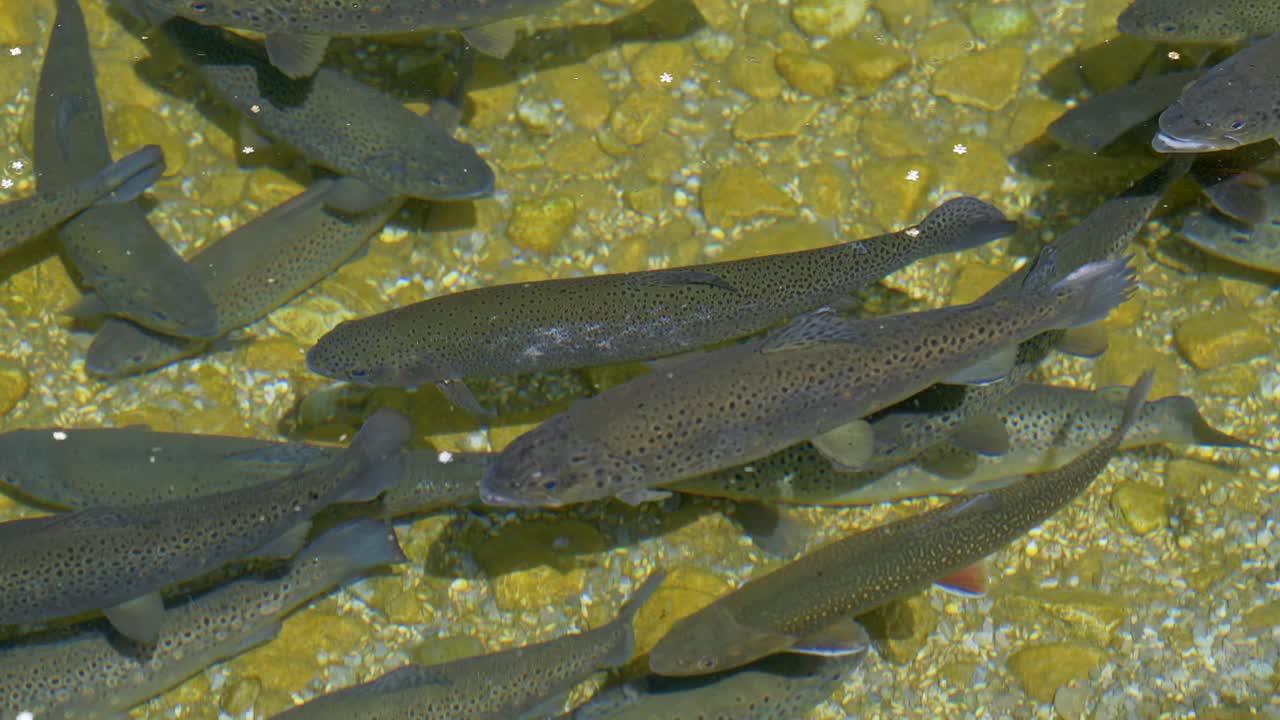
[339,409,412,502]
[1111,370,1155,447]
[919,197,1018,254]
[1045,258,1137,329]
[1148,395,1259,449]
[606,569,667,666]
[90,145,166,205]
[298,518,407,573]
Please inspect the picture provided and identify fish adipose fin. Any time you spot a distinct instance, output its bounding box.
[790,617,871,657]
[934,561,989,597]
[104,591,165,644]
[810,419,875,470]
[265,33,330,79]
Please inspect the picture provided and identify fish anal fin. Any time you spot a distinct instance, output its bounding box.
[944,344,1017,385]
[104,592,165,644]
[810,419,875,470]
[462,20,517,58]
[934,561,988,597]
[265,33,329,79]
[948,413,1011,456]
[254,521,312,559]
[1056,324,1109,358]
[790,617,870,657]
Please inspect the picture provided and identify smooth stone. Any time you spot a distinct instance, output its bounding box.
[791,0,869,38]
[269,296,350,345]
[409,635,487,666]
[1007,641,1107,703]
[637,134,687,183]
[799,163,848,219]
[823,37,911,95]
[875,0,931,37]
[691,0,737,31]
[0,2,40,46]
[968,3,1035,43]
[932,45,1026,111]
[506,195,578,255]
[732,101,819,141]
[632,42,695,91]
[744,3,792,38]
[545,130,613,175]
[0,360,28,417]
[1000,588,1128,647]
[1173,304,1272,370]
[722,220,837,260]
[467,60,519,129]
[915,22,974,65]
[1242,601,1280,633]
[106,104,190,177]
[860,157,931,229]
[775,51,838,96]
[609,91,675,146]
[1009,97,1067,148]
[1111,483,1169,535]
[700,164,798,228]
[516,98,558,135]
[858,594,937,664]
[538,63,612,130]
[728,43,786,100]
[860,115,931,158]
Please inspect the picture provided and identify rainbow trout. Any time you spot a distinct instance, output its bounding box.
[648,373,1153,677]
[272,571,664,720]
[1153,34,1280,153]
[1118,0,1280,42]
[480,259,1136,508]
[85,177,403,377]
[154,15,494,202]
[306,197,1015,393]
[0,144,165,257]
[35,0,218,339]
[563,652,866,720]
[0,410,408,644]
[0,519,404,720]
[135,0,566,77]
[674,382,1250,505]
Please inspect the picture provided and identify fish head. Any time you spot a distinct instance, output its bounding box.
[1154,97,1254,153]
[371,143,496,202]
[305,320,427,387]
[479,420,645,508]
[648,603,785,677]
[1116,0,1233,41]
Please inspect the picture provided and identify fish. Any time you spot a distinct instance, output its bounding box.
[134,0,566,78]
[272,570,665,720]
[306,197,1015,396]
[1179,182,1280,274]
[85,177,403,377]
[0,409,409,644]
[1118,0,1280,43]
[853,156,1190,474]
[0,144,165,257]
[648,373,1154,677]
[674,382,1252,506]
[562,651,866,720]
[480,258,1136,508]
[152,15,494,203]
[0,518,404,720]
[0,425,489,516]
[1047,70,1202,154]
[35,0,219,339]
[1153,33,1280,153]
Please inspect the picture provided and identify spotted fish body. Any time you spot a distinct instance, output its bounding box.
[563,652,866,720]
[1179,182,1280,274]
[0,519,404,720]
[1118,0,1280,42]
[0,144,166,257]
[1153,34,1280,153]
[158,16,494,201]
[0,410,409,642]
[143,0,561,36]
[85,177,403,377]
[272,571,664,720]
[648,375,1153,677]
[306,197,1016,387]
[480,259,1136,508]
[35,0,218,339]
[674,382,1249,505]
[857,157,1190,474]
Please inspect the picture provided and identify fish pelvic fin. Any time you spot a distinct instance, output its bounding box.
[91,144,166,205]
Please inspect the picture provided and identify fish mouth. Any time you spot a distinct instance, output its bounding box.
[479,484,542,508]
[1151,131,1231,153]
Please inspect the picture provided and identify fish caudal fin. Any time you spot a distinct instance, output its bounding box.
[91,144,166,205]
[1047,258,1137,329]
[1151,396,1259,449]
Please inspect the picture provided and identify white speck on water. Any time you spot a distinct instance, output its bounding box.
[8,48,20,56]
[1167,50,1181,60]
[241,145,255,155]
[905,227,921,237]
[952,143,968,155]
[905,169,921,181]
[437,450,454,464]
[0,178,11,189]
[10,160,24,171]
[18,712,33,720]
[52,430,67,441]
[250,104,261,114]
[660,71,673,83]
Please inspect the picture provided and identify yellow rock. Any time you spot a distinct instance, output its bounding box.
[538,63,612,130]
[1007,641,1108,703]
[625,185,667,218]
[471,519,607,612]
[632,566,734,657]
[932,45,1026,111]
[0,360,28,417]
[727,43,786,100]
[241,337,306,374]
[0,2,40,46]
[467,59,519,129]
[691,0,737,31]
[824,38,910,94]
[949,264,1010,305]
[915,22,973,66]
[744,3,790,38]
[201,171,249,209]
[269,295,351,345]
[1197,364,1259,397]
[219,675,262,716]
[700,164,798,228]
[637,134,688,183]
[166,673,214,719]
[507,195,578,255]
[632,42,695,91]
[545,130,613,176]
[875,0,931,37]
[609,91,675,146]
[968,3,1035,43]
[1002,588,1128,646]
[1242,601,1280,632]
[732,101,819,141]
[775,51,837,97]
[409,634,487,666]
[940,660,979,687]
[938,138,1009,199]
[368,576,437,625]
[858,594,937,664]
[1173,304,1272,370]
[1111,483,1168,535]
[800,163,848,218]
[1091,333,1181,400]
[859,158,930,230]
[1009,97,1068,148]
[792,0,869,38]
[859,115,931,158]
[105,104,190,178]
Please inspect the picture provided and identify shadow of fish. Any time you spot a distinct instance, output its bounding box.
[0,409,409,644]
[271,570,665,720]
[647,373,1154,677]
[35,0,218,339]
[1119,0,1280,43]
[0,518,404,720]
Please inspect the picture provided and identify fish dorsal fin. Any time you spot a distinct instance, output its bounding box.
[934,561,988,597]
[948,412,1011,456]
[943,344,1017,385]
[1055,324,1109,358]
[461,20,517,58]
[105,592,165,644]
[264,33,329,79]
[760,308,862,353]
[810,419,875,470]
[254,521,312,559]
[790,617,870,657]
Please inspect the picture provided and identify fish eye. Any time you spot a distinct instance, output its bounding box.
[348,368,371,379]
[1230,120,1246,131]
[1158,21,1177,33]
[541,480,558,491]
[190,1,211,12]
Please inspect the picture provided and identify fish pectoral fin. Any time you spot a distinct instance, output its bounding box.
[254,521,312,559]
[810,419,876,471]
[934,561,989,597]
[104,592,165,645]
[917,448,980,479]
[790,617,871,657]
[947,413,1011,456]
[321,177,395,217]
[264,32,330,79]
[436,379,493,417]
[943,344,1017,386]
[1055,324,1109,358]
[461,20,518,58]
[616,487,671,506]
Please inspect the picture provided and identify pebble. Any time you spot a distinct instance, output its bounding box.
[700,164,798,228]
[0,360,28,417]
[538,63,612,130]
[791,0,869,39]
[968,3,1035,43]
[1241,601,1280,632]
[469,519,607,612]
[545,130,613,175]
[409,634,486,666]
[932,45,1026,111]
[630,43,693,91]
[732,101,819,141]
[1000,588,1128,647]
[269,295,350,345]
[1007,641,1107,703]
[1111,482,1169,535]
[875,0,931,37]
[219,676,262,717]
[609,91,675,145]
[915,23,976,65]
[799,163,848,219]
[636,134,688,183]
[506,195,577,255]
[860,115,931,158]
[775,51,838,96]
[860,157,930,229]
[728,43,786,100]
[516,98,558,135]
[691,0,736,31]
[858,594,937,663]
[1173,304,1272,370]
[744,3,792,38]
[823,38,911,94]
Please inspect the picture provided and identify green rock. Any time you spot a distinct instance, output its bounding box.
[1008,642,1108,703]
[775,51,838,96]
[744,3,792,38]
[1173,304,1272,370]
[791,0,869,38]
[1111,482,1169,535]
[537,63,612,130]
[732,101,820,141]
[799,163,849,219]
[915,23,976,65]
[823,37,910,94]
[609,91,676,146]
[728,43,786,100]
[967,3,1035,44]
[700,164,798,228]
[631,42,695,91]
[932,45,1026,111]
[507,195,578,255]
